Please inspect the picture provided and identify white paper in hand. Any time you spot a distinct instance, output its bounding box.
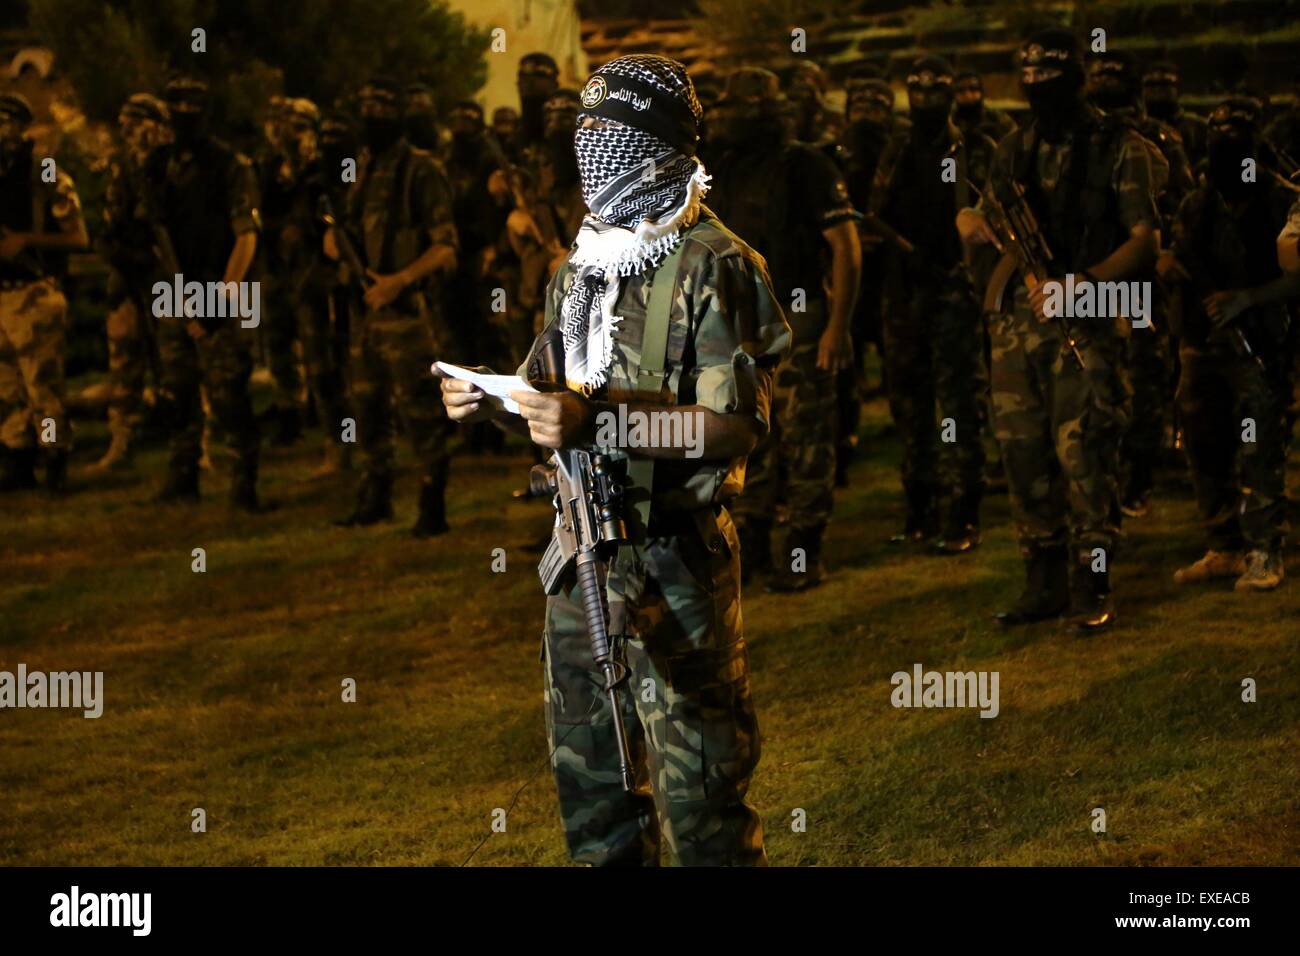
[434,362,537,415]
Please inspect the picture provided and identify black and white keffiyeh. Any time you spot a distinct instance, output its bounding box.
[561,55,707,394]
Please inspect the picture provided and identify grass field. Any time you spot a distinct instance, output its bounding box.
[1,384,1298,867]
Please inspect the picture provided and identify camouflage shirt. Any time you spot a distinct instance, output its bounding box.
[348,137,457,276]
[0,145,84,282]
[522,210,792,513]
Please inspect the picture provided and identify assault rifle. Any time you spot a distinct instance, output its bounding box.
[526,324,636,793]
[317,194,370,292]
[972,180,1086,370]
[482,132,548,248]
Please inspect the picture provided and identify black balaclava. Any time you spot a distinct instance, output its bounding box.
[544,89,580,186]
[1142,62,1181,122]
[404,82,438,151]
[712,67,787,150]
[517,52,559,146]
[118,93,171,166]
[448,101,484,163]
[1087,50,1139,112]
[1019,29,1086,142]
[358,78,403,154]
[1207,97,1259,201]
[319,116,355,177]
[164,76,209,147]
[844,79,893,157]
[953,71,984,124]
[0,93,34,176]
[907,55,955,141]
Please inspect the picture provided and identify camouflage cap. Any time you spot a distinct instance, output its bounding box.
[0,92,34,126]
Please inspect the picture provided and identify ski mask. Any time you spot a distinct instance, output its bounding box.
[1087,52,1138,112]
[0,94,33,175]
[1019,30,1086,142]
[164,76,209,147]
[544,89,580,185]
[358,79,403,153]
[907,56,955,140]
[517,53,559,145]
[711,67,787,150]
[1206,98,1258,201]
[404,83,438,151]
[954,72,985,124]
[448,102,484,162]
[1142,64,1181,122]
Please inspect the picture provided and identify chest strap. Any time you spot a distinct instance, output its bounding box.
[623,238,687,537]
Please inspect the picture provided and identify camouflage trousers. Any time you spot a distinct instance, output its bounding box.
[1121,314,1173,499]
[261,272,303,409]
[732,307,837,535]
[542,506,767,866]
[882,279,988,514]
[157,318,260,478]
[1177,340,1289,550]
[350,306,452,482]
[0,279,68,450]
[103,279,156,431]
[295,274,350,442]
[990,299,1130,566]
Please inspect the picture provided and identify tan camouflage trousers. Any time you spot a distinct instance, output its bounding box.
[542,506,767,866]
[0,279,68,450]
[105,295,150,431]
[990,301,1130,566]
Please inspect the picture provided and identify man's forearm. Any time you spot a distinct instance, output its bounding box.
[400,242,456,286]
[587,401,760,460]
[223,231,257,284]
[1087,227,1159,282]
[1246,270,1300,309]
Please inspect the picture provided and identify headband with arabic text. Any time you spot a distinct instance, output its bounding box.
[579,72,699,151]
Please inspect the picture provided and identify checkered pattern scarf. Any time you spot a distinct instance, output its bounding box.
[561,55,705,394]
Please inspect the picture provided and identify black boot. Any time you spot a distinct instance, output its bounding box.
[1067,561,1116,632]
[737,518,773,584]
[767,524,827,593]
[43,447,69,494]
[0,446,39,491]
[411,470,450,538]
[933,490,982,555]
[230,462,276,514]
[154,462,201,502]
[890,484,937,545]
[995,545,1070,626]
[335,474,394,527]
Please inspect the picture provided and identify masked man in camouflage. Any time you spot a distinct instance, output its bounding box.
[441,54,789,865]
[958,30,1160,631]
[0,93,88,494]
[147,76,267,511]
[331,78,459,537]
[92,93,171,473]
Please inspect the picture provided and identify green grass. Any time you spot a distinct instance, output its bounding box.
[1,386,1297,866]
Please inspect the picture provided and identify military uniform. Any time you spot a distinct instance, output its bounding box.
[0,102,84,492]
[982,103,1159,625]
[871,119,997,547]
[146,127,264,504]
[1171,173,1296,559]
[709,131,856,582]
[524,210,789,866]
[343,135,458,527]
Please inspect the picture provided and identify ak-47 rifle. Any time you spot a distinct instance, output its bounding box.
[482,132,548,248]
[860,212,916,256]
[317,194,371,298]
[970,179,1086,370]
[525,323,636,792]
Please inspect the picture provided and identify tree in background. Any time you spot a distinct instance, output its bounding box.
[28,0,490,135]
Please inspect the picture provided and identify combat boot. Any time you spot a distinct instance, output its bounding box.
[767,524,827,593]
[890,484,937,545]
[933,491,982,555]
[43,447,69,494]
[995,545,1070,626]
[1066,561,1115,632]
[0,446,39,491]
[153,463,201,503]
[411,469,449,538]
[89,411,135,476]
[737,518,773,584]
[1173,549,1245,585]
[334,474,394,527]
[1234,548,1284,591]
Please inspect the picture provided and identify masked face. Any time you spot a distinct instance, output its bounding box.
[711,95,785,148]
[360,98,402,152]
[449,109,482,142]
[405,112,438,150]
[1087,65,1132,110]
[1143,83,1178,121]
[286,121,318,165]
[908,86,952,137]
[1022,65,1083,141]
[169,108,203,145]
[953,81,982,120]
[1207,124,1255,199]
[0,117,26,169]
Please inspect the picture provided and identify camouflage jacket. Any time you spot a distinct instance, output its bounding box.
[0,143,84,282]
[521,210,792,514]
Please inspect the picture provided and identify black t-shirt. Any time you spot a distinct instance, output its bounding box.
[707,141,856,305]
